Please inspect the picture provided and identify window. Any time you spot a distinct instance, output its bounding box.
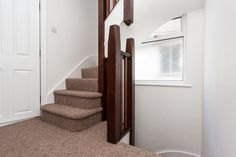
[135,17,185,82]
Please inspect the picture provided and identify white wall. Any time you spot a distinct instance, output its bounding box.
[135,10,204,156]
[203,0,236,156]
[46,0,98,101]
[104,0,204,48]
[120,0,204,47]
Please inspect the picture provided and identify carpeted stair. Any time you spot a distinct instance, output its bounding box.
[41,67,103,132]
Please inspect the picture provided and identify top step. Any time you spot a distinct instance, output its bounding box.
[81,67,98,78]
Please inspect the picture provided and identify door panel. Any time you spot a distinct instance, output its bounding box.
[15,0,29,56]
[14,70,31,114]
[0,0,40,124]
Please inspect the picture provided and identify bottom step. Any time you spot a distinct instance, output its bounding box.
[41,104,102,132]
[42,111,102,132]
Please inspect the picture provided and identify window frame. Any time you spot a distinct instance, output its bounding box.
[135,15,191,87]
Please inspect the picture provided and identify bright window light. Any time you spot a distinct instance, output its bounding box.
[136,17,184,81]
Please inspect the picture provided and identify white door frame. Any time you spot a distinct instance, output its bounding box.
[40,0,47,105]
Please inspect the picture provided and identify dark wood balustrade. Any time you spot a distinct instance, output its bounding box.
[98,0,135,145]
[105,0,119,17]
[106,25,135,145]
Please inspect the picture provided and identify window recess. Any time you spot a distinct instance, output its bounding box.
[135,16,186,83]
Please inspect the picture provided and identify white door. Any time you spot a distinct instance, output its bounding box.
[0,0,40,124]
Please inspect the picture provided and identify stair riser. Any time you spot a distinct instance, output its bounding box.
[41,111,102,132]
[54,95,101,109]
[66,79,98,92]
[81,67,98,78]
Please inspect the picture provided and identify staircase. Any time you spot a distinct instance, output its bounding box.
[41,67,103,132]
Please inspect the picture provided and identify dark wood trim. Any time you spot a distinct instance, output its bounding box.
[124,0,134,26]
[124,57,128,131]
[126,38,135,145]
[107,25,122,143]
[113,0,117,7]
[105,0,120,19]
[105,0,110,17]
[98,0,106,121]
[104,0,133,25]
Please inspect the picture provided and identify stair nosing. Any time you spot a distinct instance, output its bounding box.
[66,78,98,81]
[54,90,102,98]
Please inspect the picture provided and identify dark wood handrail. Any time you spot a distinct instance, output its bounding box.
[125,38,135,145]
[124,0,134,26]
[105,0,119,18]
[98,0,106,121]
[104,0,133,26]
[106,25,135,145]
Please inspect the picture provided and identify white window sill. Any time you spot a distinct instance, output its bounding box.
[135,80,192,88]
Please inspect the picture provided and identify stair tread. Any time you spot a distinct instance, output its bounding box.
[54,90,102,98]
[41,104,103,119]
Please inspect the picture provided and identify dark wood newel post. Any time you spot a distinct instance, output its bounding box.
[126,38,135,145]
[107,25,122,143]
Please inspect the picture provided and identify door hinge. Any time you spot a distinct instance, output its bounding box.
[39,1,41,11]
[39,49,42,57]
[40,95,42,104]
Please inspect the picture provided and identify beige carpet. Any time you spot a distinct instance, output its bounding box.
[0,118,159,157]
[41,66,103,132]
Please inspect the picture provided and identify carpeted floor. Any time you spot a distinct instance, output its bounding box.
[0,118,159,157]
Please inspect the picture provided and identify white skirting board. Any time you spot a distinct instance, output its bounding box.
[0,117,35,127]
[156,150,200,157]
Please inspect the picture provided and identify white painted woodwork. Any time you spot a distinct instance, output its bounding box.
[0,0,40,124]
